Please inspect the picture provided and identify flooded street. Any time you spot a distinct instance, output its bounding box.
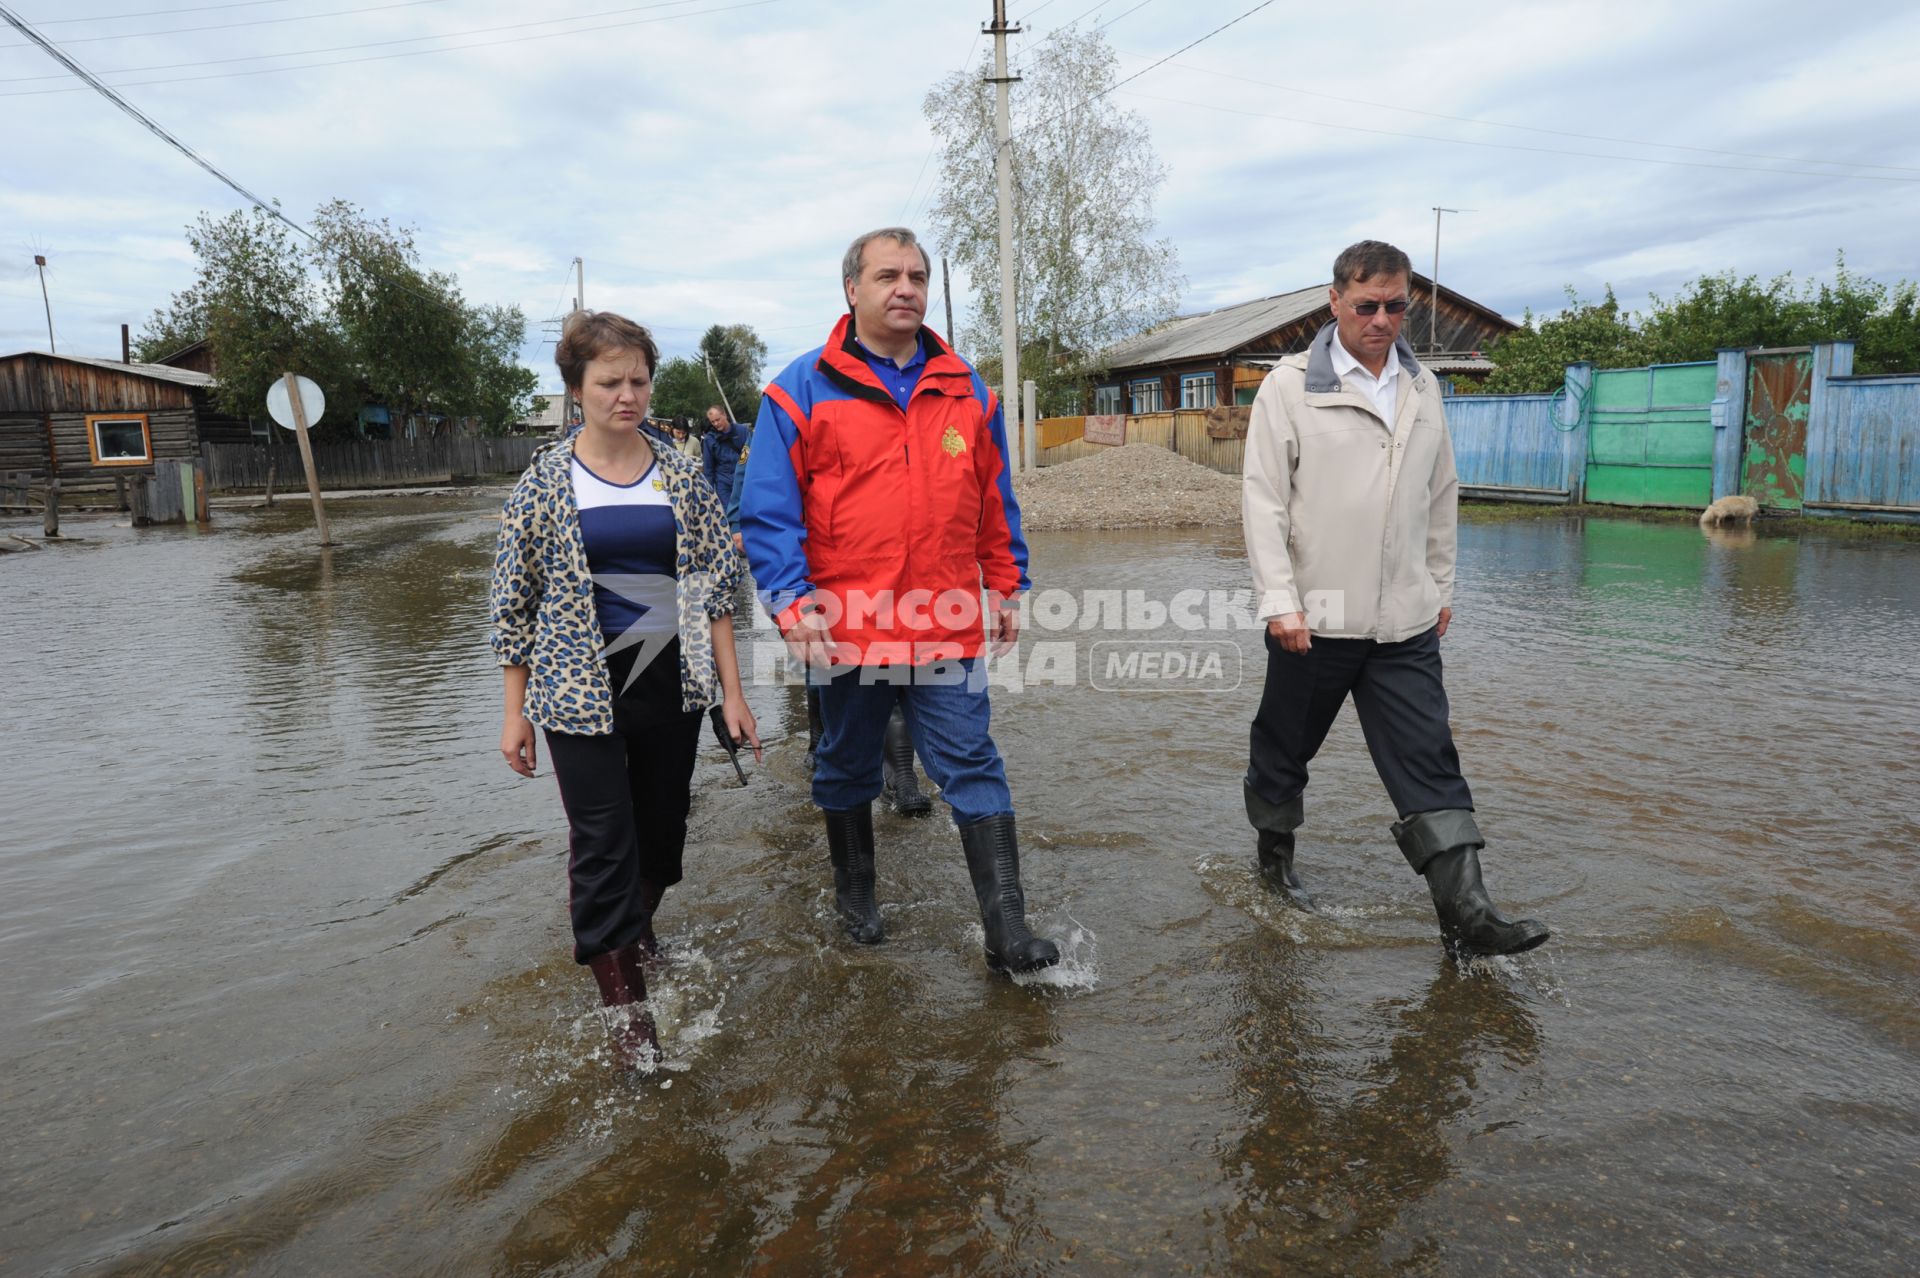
[3,498,1916,1276]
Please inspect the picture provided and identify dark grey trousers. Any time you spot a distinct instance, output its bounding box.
[1244,624,1479,871]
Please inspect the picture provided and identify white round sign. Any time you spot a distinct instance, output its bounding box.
[266,376,326,431]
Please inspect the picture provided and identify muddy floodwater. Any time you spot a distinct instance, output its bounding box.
[3,498,1917,1277]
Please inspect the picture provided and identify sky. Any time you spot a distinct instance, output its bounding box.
[4,0,1918,398]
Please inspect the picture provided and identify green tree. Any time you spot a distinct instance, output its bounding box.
[135,206,349,428]
[924,25,1183,414]
[139,200,537,437]
[650,356,713,422]
[697,323,766,422]
[1481,288,1649,394]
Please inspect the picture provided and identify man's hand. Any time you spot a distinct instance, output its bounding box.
[784,610,838,669]
[1266,611,1311,654]
[1436,606,1452,639]
[988,593,1021,656]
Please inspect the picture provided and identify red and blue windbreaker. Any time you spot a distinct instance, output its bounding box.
[739,315,1030,665]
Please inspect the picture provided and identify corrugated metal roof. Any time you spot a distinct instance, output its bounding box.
[0,351,215,388]
[1105,284,1328,369]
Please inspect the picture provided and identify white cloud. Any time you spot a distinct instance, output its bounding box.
[2,0,1915,379]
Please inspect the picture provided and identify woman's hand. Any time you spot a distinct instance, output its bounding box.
[501,714,538,776]
[721,694,762,763]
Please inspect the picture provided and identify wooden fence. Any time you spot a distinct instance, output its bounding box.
[1035,410,1247,474]
[201,435,542,492]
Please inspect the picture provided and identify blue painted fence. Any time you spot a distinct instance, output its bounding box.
[1445,342,1920,521]
[1443,364,1590,501]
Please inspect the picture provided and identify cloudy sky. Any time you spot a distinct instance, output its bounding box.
[4,0,1918,396]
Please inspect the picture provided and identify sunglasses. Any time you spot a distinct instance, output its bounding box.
[1347,298,1410,316]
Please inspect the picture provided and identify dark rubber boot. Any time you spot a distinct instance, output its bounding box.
[586,946,660,1068]
[881,707,932,816]
[1256,830,1315,913]
[957,814,1060,974]
[634,879,666,964]
[805,687,824,774]
[824,803,883,944]
[1420,847,1550,958]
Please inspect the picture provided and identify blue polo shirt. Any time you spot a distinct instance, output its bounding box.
[855,332,927,410]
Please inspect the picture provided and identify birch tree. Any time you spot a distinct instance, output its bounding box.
[923,26,1183,412]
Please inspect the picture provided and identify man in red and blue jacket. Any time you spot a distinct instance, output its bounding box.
[739,226,1058,975]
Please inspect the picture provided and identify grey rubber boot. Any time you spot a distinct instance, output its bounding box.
[823,803,883,944]
[1394,810,1550,958]
[957,814,1060,974]
[881,707,932,816]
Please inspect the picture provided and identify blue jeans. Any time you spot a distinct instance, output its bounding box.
[812,661,1012,824]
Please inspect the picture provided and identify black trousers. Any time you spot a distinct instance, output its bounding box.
[544,702,702,964]
[1245,624,1473,842]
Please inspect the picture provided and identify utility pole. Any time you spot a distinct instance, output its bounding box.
[986,1,1021,470]
[1429,207,1470,355]
[34,254,54,352]
[941,255,954,342]
[562,255,585,430]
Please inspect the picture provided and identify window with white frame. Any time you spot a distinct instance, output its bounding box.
[1180,373,1217,409]
[86,414,152,465]
[1092,384,1122,415]
[1130,378,1164,414]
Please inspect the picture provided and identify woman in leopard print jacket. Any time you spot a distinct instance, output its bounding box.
[490,310,759,1068]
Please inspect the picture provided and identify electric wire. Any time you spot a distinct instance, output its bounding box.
[1131,55,1920,177]
[35,0,321,25]
[1116,87,1920,183]
[0,0,789,94]
[0,0,453,50]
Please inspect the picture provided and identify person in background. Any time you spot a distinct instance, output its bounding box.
[1240,239,1548,959]
[739,226,1058,975]
[702,404,751,524]
[491,310,761,1067]
[668,418,704,462]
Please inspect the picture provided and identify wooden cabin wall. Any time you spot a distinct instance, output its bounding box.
[48,408,197,482]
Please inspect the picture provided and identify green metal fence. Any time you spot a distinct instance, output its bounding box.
[1584,362,1718,508]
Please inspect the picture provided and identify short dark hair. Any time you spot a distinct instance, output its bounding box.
[1332,240,1413,290]
[842,227,933,288]
[554,310,659,390]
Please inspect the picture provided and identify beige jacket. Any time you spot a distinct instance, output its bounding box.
[1241,323,1458,641]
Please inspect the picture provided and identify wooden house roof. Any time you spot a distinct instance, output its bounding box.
[0,351,214,415]
[1104,273,1516,372]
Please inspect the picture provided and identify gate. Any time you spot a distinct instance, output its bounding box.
[1743,347,1812,511]
[1585,362,1717,508]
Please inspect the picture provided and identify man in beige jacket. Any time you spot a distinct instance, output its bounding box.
[1241,240,1548,959]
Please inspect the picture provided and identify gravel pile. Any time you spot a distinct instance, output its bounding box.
[1012,444,1241,531]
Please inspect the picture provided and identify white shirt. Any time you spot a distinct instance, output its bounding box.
[1329,331,1402,424]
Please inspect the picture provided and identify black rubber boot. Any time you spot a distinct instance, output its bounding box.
[823,803,883,944]
[1394,810,1549,959]
[957,814,1060,974]
[633,879,666,965]
[1256,830,1315,913]
[805,687,824,774]
[881,707,932,816]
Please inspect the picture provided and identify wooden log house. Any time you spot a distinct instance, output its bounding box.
[1093,272,1517,416]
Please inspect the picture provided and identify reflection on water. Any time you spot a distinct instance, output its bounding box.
[1,503,1916,1276]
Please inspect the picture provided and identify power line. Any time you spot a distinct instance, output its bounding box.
[1017,0,1277,133]
[0,0,708,74]
[1131,55,1920,177]
[0,3,478,319]
[0,0,455,49]
[1116,87,1920,184]
[0,0,789,94]
[34,0,315,25]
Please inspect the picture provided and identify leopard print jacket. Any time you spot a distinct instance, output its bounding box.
[489,426,742,735]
